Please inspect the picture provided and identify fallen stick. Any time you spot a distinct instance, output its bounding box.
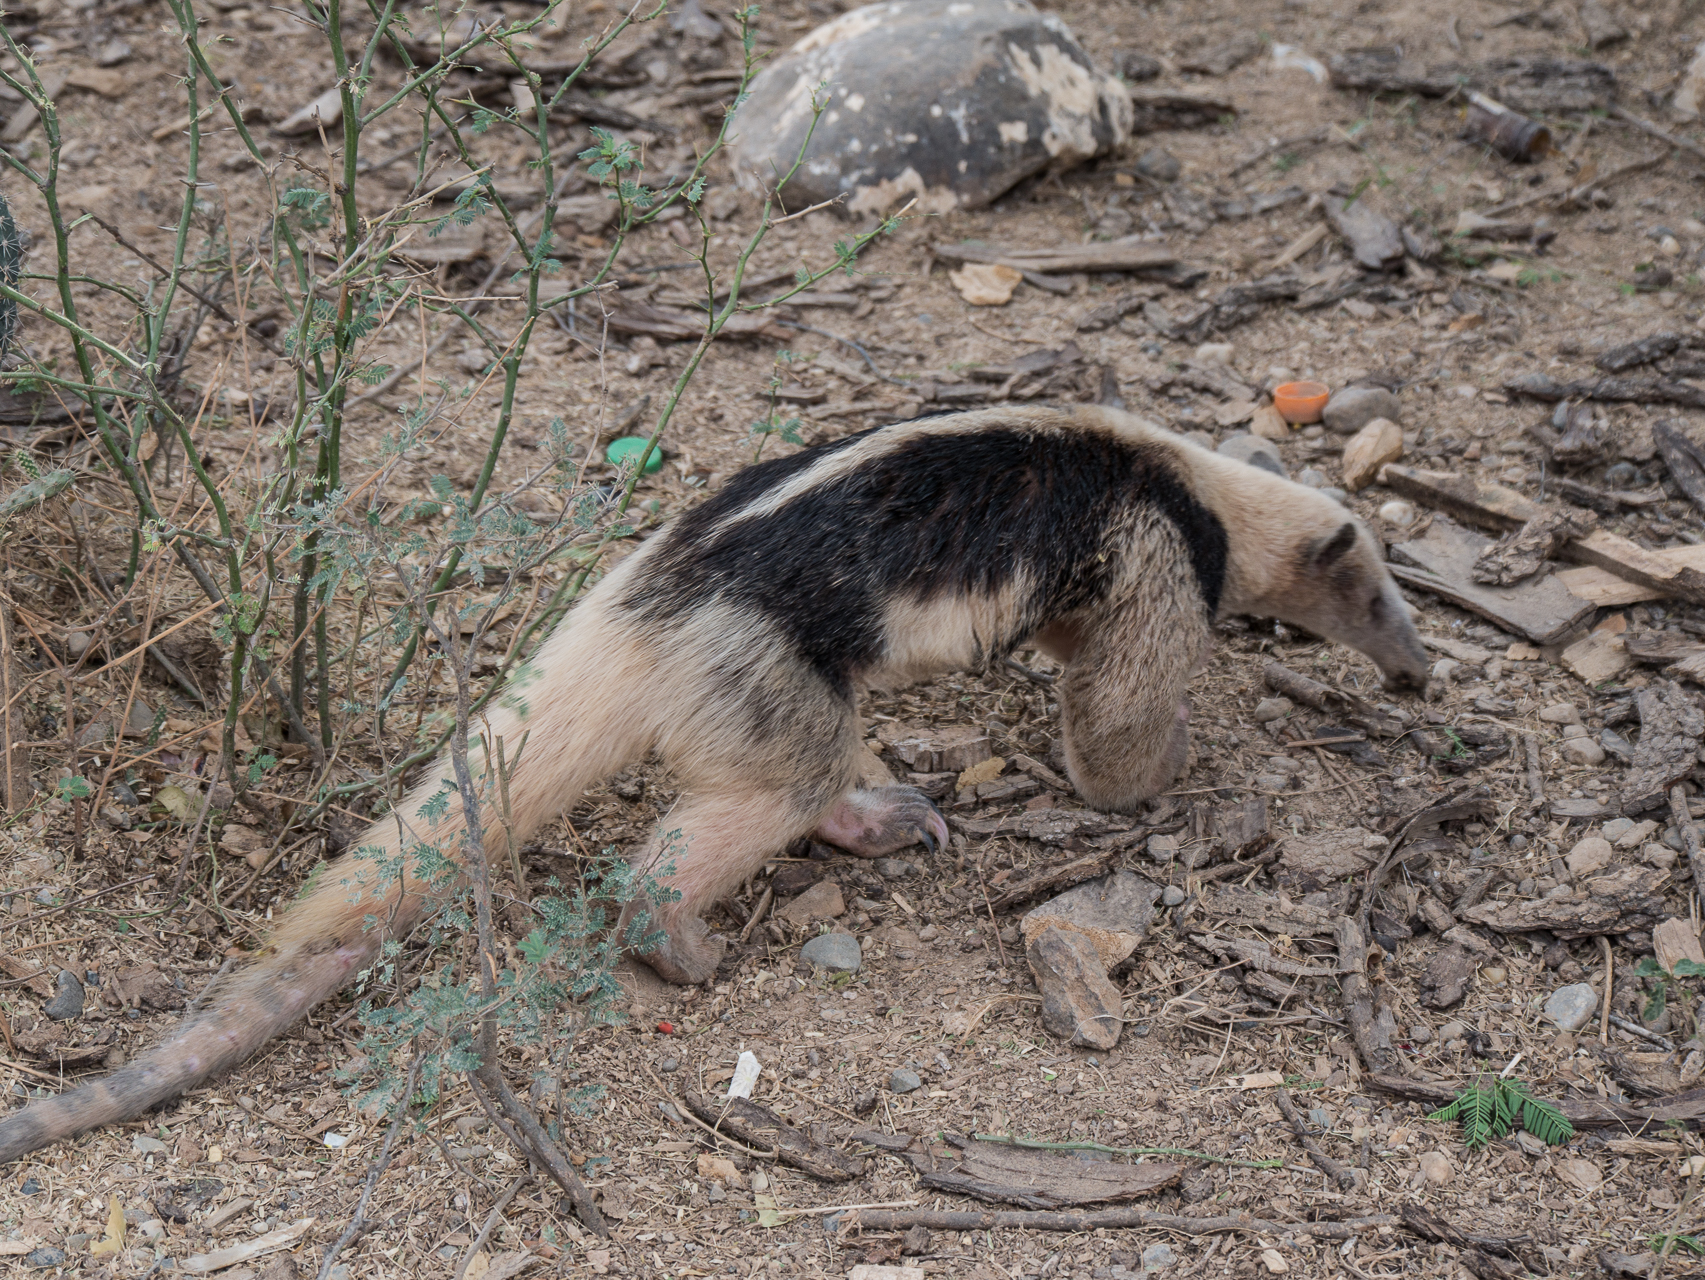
[1610,105,1705,170]
[1522,732,1544,810]
[1273,1086,1359,1191]
[844,1207,1397,1239]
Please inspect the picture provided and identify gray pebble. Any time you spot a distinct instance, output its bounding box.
[800,932,862,973]
[1544,982,1599,1032]
[1318,487,1347,504]
[1296,467,1328,488]
[1134,146,1180,183]
[1604,461,1639,489]
[1253,697,1292,723]
[1409,1023,1434,1044]
[874,858,918,880]
[109,780,140,807]
[1161,885,1186,907]
[27,1248,66,1268]
[1322,385,1400,434]
[888,1068,922,1094]
[1142,1243,1177,1269]
[43,969,84,1021]
[660,1058,679,1073]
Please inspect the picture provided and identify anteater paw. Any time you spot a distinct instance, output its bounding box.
[814,786,950,858]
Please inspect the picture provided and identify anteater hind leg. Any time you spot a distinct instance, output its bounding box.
[1056,594,1209,813]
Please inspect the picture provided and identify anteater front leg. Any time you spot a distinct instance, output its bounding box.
[1056,594,1209,813]
[814,786,949,856]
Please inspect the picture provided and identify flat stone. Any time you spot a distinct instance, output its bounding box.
[132,1135,168,1155]
[778,880,846,926]
[730,0,1132,216]
[1539,702,1582,724]
[26,1249,66,1268]
[1322,385,1400,435]
[1026,925,1123,1050]
[800,931,863,973]
[1215,432,1285,477]
[1378,499,1417,526]
[1021,869,1163,967]
[1565,836,1613,877]
[1161,885,1186,907]
[1600,818,1635,842]
[874,857,919,879]
[43,969,84,1021]
[1146,833,1179,863]
[1341,417,1404,491]
[1142,1243,1178,1269]
[888,1068,923,1093]
[1133,147,1179,183]
[1253,697,1293,723]
[1544,982,1599,1032]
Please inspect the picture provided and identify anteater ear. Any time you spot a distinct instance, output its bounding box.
[1312,522,1358,569]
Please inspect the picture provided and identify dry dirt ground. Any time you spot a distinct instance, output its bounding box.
[5,0,1705,1276]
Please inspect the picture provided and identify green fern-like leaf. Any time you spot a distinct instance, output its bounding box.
[1431,1076,1574,1151]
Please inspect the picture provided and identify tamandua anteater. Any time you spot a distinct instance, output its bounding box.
[0,404,1427,1161]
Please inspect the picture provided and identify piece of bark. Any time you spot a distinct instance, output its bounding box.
[1146,274,1305,343]
[1472,507,1597,586]
[0,956,54,998]
[1419,945,1476,1009]
[932,241,1177,276]
[1626,632,1705,666]
[1399,1204,1533,1258]
[1674,787,1705,915]
[1179,30,1263,76]
[1325,194,1405,270]
[1388,519,1595,645]
[1191,933,1342,978]
[1244,969,1309,1003]
[1274,1085,1359,1190]
[1262,663,1397,737]
[1621,682,1705,814]
[1596,332,1684,373]
[1338,916,1399,1075]
[1386,791,1497,841]
[1203,885,1341,937]
[892,1132,1182,1209]
[1275,828,1387,885]
[1461,866,1667,938]
[1561,627,1632,685]
[883,726,991,774]
[1655,419,1705,515]
[1204,796,1271,858]
[1504,369,1705,412]
[847,1206,1396,1238]
[679,1089,864,1182]
[1327,50,1615,111]
[1127,90,1238,132]
[1557,546,1705,606]
[1026,926,1124,1050]
[1075,286,1165,332]
[986,846,1123,911]
[1547,476,1667,514]
[1383,464,1705,604]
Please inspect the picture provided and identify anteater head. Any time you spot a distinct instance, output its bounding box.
[1271,517,1429,693]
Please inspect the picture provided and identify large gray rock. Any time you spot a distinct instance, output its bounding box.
[730,0,1132,215]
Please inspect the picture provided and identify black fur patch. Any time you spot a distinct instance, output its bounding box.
[626,422,1227,695]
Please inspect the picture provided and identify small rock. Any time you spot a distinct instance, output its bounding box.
[1134,146,1181,183]
[917,924,939,942]
[1146,833,1180,863]
[778,880,845,926]
[1431,658,1460,684]
[132,1135,168,1155]
[1322,385,1401,435]
[1603,460,1640,489]
[1340,417,1404,491]
[1438,1019,1467,1042]
[874,858,918,879]
[1481,965,1507,986]
[901,1225,933,1255]
[1021,870,1162,968]
[1161,885,1186,907]
[1142,1243,1177,1270]
[1539,702,1582,725]
[1194,342,1236,367]
[889,1068,923,1094]
[1216,433,1285,477]
[1565,836,1613,877]
[94,39,133,66]
[1296,467,1328,488]
[1601,817,1635,842]
[950,262,1023,306]
[1378,499,1417,526]
[1027,925,1124,1050]
[1545,982,1599,1032]
[1249,405,1290,440]
[706,1183,726,1203]
[1409,1023,1434,1043]
[26,1248,66,1268]
[1560,722,1588,740]
[1644,843,1679,870]
[20,1177,40,1195]
[1253,697,1293,723]
[660,1058,680,1073]
[1417,1150,1455,1186]
[800,932,862,973]
[697,1154,744,1188]
[1562,737,1606,766]
[43,969,84,1021]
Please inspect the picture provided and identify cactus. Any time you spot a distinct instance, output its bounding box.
[0,186,19,359]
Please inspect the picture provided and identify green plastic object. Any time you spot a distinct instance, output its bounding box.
[605,435,662,474]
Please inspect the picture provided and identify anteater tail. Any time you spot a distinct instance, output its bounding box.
[0,594,659,1162]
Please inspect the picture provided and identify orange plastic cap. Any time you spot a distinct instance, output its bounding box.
[1272,381,1330,425]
